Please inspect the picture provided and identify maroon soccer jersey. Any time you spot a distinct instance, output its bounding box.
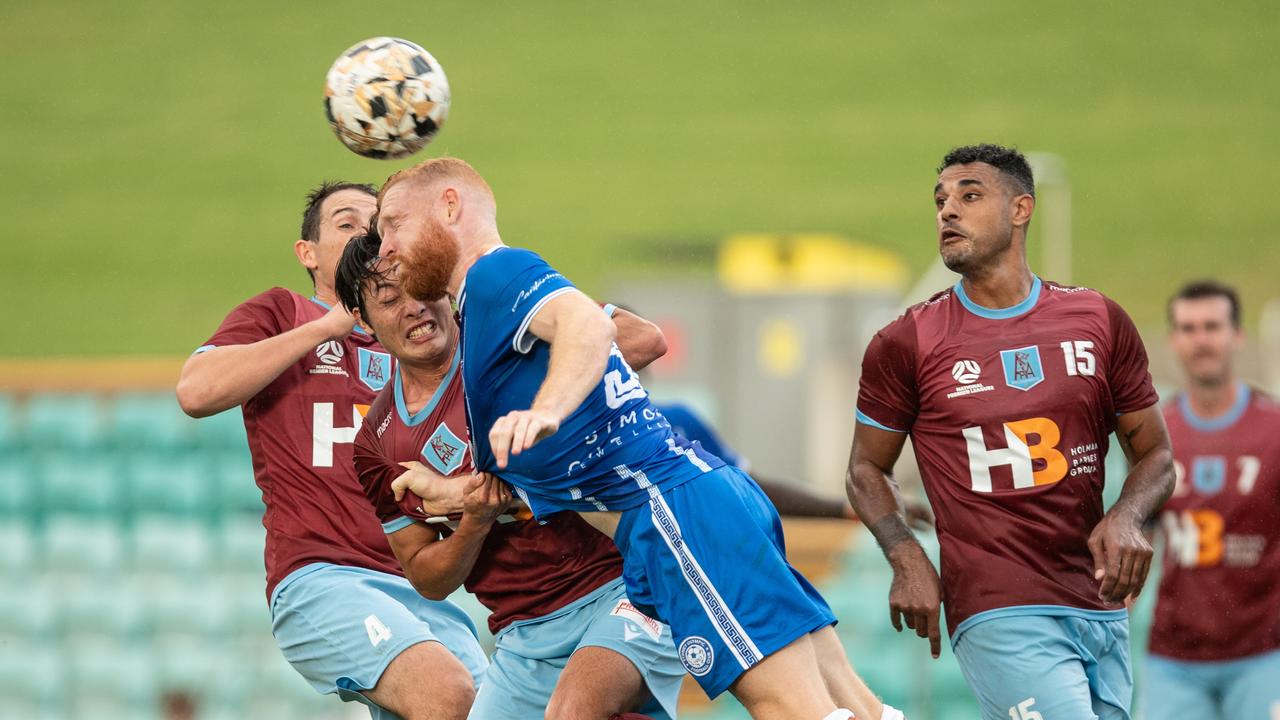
[1150,385,1280,661]
[856,278,1159,634]
[352,353,624,634]
[198,288,402,600]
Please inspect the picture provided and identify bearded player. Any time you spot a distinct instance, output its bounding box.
[1142,280,1280,718]
[336,232,685,719]
[176,182,486,720]
[846,144,1175,720]
[376,158,899,720]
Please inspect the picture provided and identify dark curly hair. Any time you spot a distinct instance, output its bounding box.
[334,221,387,323]
[938,144,1035,198]
[298,180,377,282]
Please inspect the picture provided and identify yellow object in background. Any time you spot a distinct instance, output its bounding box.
[718,233,908,293]
[758,318,803,378]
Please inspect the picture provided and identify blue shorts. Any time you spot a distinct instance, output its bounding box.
[613,465,837,698]
[1142,648,1280,719]
[468,577,684,720]
[952,608,1132,720]
[271,563,488,719]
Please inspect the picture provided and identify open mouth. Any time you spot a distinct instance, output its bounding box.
[406,318,438,343]
[940,228,966,243]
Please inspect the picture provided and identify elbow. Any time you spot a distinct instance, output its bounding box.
[645,324,668,362]
[410,579,452,602]
[175,377,216,418]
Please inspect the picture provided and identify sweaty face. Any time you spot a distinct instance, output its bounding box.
[360,260,457,366]
[377,182,461,301]
[934,163,1018,274]
[1169,296,1241,386]
[312,189,378,285]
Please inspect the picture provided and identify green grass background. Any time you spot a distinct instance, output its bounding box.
[2,0,1276,357]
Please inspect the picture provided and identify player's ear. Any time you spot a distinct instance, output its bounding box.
[442,187,461,223]
[294,238,318,273]
[1011,193,1035,229]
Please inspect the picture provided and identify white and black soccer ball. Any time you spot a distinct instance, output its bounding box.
[324,37,450,160]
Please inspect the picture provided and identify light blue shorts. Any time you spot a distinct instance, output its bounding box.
[952,608,1132,720]
[271,563,488,719]
[1141,648,1280,719]
[468,577,684,720]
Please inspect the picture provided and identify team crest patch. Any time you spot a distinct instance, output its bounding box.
[357,347,392,391]
[423,423,468,475]
[1191,456,1226,495]
[678,636,714,677]
[999,345,1044,391]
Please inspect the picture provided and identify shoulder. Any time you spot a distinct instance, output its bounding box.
[1041,280,1114,312]
[1249,386,1280,416]
[233,286,301,319]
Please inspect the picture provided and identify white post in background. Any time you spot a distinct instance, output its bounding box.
[1027,152,1072,283]
[1258,297,1280,393]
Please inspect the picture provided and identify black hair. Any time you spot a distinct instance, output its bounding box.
[299,180,377,281]
[334,220,386,323]
[938,144,1036,198]
[1168,279,1242,328]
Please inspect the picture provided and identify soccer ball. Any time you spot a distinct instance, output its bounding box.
[324,37,451,160]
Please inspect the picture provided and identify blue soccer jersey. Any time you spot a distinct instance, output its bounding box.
[458,247,723,515]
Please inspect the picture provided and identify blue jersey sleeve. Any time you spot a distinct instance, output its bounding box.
[463,247,578,355]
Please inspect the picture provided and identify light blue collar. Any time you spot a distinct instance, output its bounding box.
[953,276,1042,320]
[394,349,461,426]
[309,296,368,336]
[1179,382,1249,432]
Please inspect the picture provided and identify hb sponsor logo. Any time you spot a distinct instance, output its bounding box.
[679,636,714,677]
[962,417,1067,492]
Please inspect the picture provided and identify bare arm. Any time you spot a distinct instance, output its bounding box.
[490,290,616,468]
[176,304,354,417]
[846,422,943,657]
[1089,404,1175,603]
[756,476,857,519]
[385,474,510,600]
[610,307,667,371]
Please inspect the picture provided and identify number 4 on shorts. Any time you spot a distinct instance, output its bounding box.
[1009,698,1043,720]
[365,614,393,647]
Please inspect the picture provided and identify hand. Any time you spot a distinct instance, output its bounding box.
[887,544,944,658]
[1088,509,1154,604]
[489,408,560,469]
[316,302,357,340]
[461,473,512,526]
[390,461,464,515]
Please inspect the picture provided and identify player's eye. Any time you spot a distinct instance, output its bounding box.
[934,197,946,208]
[964,192,980,201]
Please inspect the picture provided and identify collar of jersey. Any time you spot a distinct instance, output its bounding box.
[457,244,507,313]
[394,347,461,427]
[1178,381,1249,432]
[952,275,1042,320]
[308,296,369,336]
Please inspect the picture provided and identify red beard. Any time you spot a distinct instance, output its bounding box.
[400,217,460,302]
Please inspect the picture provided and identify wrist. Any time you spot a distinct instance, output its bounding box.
[456,513,496,536]
[885,539,928,569]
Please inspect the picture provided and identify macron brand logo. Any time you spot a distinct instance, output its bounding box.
[952,360,981,385]
[946,359,994,399]
[511,272,563,312]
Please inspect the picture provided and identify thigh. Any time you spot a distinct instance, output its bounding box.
[467,643,563,720]
[1139,656,1218,720]
[567,585,685,719]
[953,615,1098,720]
[1222,649,1280,719]
[615,467,837,700]
[366,640,477,720]
[271,565,486,707]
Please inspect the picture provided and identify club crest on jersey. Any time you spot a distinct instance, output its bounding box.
[423,423,468,475]
[357,347,392,391]
[1000,345,1044,391]
[678,636,714,677]
[1191,456,1226,495]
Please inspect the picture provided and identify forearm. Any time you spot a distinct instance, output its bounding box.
[1109,445,1175,524]
[401,518,492,600]
[530,311,616,421]
[756,476,854,519]
[176,321,334,417]
[610,308,667,371]
[847,461,921,563]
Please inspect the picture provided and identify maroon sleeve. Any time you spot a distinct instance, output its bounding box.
[1104,296,1160,413]
[352,414,411,528]
[855,318,919,432]
[196,288,294,352]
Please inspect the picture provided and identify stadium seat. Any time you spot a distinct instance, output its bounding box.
[0,579,58,642]
[0,641,65,713]
[59,577,147,640]
[145,577,230,639]
[191,406,248,449]
[24,392,107,450]
[38,452,123,516]
[217,515,266,571]
[106,392,196,449]
[130,515,213,575]
[0,519,36,576]
[43,514,125,575]
[212,448,263,514]
[122,453,212,516]
[0,452,37,516]
[65,637,157,716]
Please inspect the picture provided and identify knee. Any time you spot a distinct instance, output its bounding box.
[398,664,475,720]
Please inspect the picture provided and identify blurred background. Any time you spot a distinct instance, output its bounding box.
[1,0,1277,718]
